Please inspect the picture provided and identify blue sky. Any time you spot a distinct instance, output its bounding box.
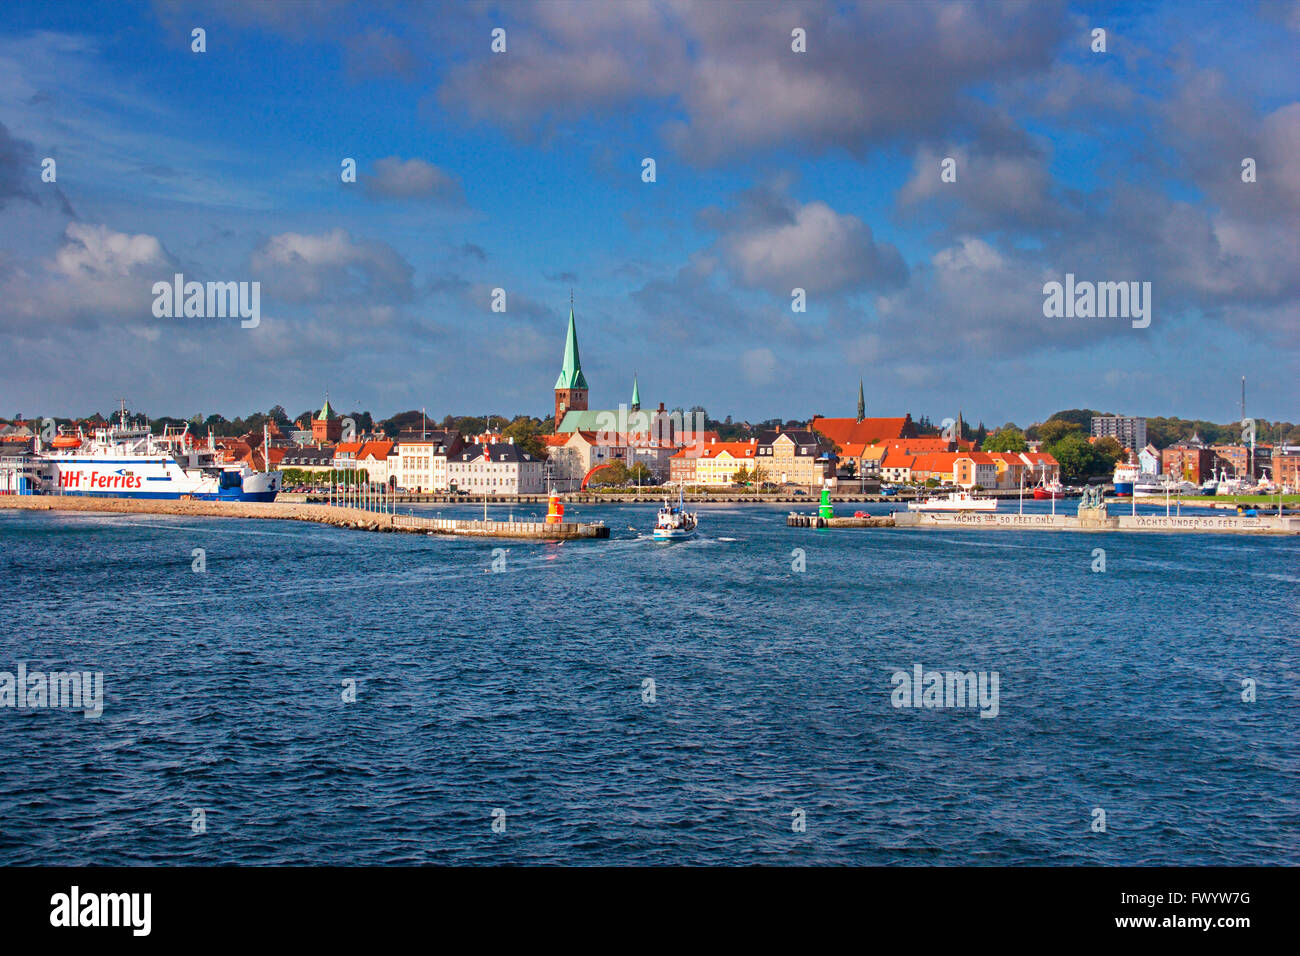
[0,0,1297,427]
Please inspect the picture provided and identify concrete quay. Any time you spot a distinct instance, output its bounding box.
[0,495,609,541]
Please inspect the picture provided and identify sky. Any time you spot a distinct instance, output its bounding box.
[0,0,1297,428]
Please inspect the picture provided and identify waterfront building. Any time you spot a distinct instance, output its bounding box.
[388,439,446,492]
[986,452,1030,490]
[1162,444,1215,484]
[447,440,546,495]
[693,439,760,486]
[1139,444,1160,474]
[1274,448,1300,491]
[357,441,394,485]
[757,428,834,486]
[884,449,1057,488]
[331,440,394,484]
[668,448,698,484]
[1091,415,1147,451]
[835,442,880,478]
[1019,451,1061,484]
[277,446,334,475]
[311,395,343,444]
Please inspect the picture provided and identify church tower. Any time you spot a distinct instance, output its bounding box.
[554,296,589,430]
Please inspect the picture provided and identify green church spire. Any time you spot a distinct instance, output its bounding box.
[631,372,640,411]
[554,300,589,390]
[857,380,865,421]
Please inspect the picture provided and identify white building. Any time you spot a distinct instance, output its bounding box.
[447,441,546,495]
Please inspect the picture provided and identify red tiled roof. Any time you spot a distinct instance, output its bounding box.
[698,441,758,460]
[810,416,913,447]
[358,440,394,461]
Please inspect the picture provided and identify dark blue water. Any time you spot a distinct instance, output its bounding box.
[1,502,1296,865]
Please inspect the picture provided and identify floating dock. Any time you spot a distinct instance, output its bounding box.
[0,496,609,541]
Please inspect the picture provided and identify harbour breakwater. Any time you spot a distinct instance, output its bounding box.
[0,496,609,541]
[786,509,1300,535]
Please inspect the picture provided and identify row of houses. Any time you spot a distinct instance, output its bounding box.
[878,449,1059,489]
[666,429,834,486]
[266,429,547,495]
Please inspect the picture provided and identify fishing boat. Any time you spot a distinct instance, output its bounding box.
[907,490,997,512]
[652,484,698,540]
[1033,479,1066,500]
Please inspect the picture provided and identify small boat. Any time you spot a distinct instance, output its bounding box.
[1033,480,1066,500]
[907,491,997,512]
[652,484,698,541]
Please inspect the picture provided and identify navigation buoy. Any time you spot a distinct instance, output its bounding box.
[819,486,834,520]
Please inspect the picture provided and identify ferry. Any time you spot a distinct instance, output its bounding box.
[652,485,698,541]
[907,491,997,512]
[29,408,280,501]
[1112,462,1138,497]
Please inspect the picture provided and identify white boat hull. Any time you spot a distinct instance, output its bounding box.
[908,494,997,512]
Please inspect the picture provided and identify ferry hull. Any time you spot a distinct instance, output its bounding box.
[52,488,275,502]
[38,459,280,502]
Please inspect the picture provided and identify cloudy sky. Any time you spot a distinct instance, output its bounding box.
[1,0,1297,426]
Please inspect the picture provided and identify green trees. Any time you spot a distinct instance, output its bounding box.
[1045,431,1122,481]
[502,416,546,457]
[984,428,1028,453]
[589,460,629,486]
[1037,418,1081,445]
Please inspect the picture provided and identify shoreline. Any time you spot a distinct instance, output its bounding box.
[0,495,608,540]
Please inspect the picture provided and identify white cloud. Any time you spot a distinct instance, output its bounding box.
[742,347,777,385]
[364,157,462,202]
[251,228,415,303]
